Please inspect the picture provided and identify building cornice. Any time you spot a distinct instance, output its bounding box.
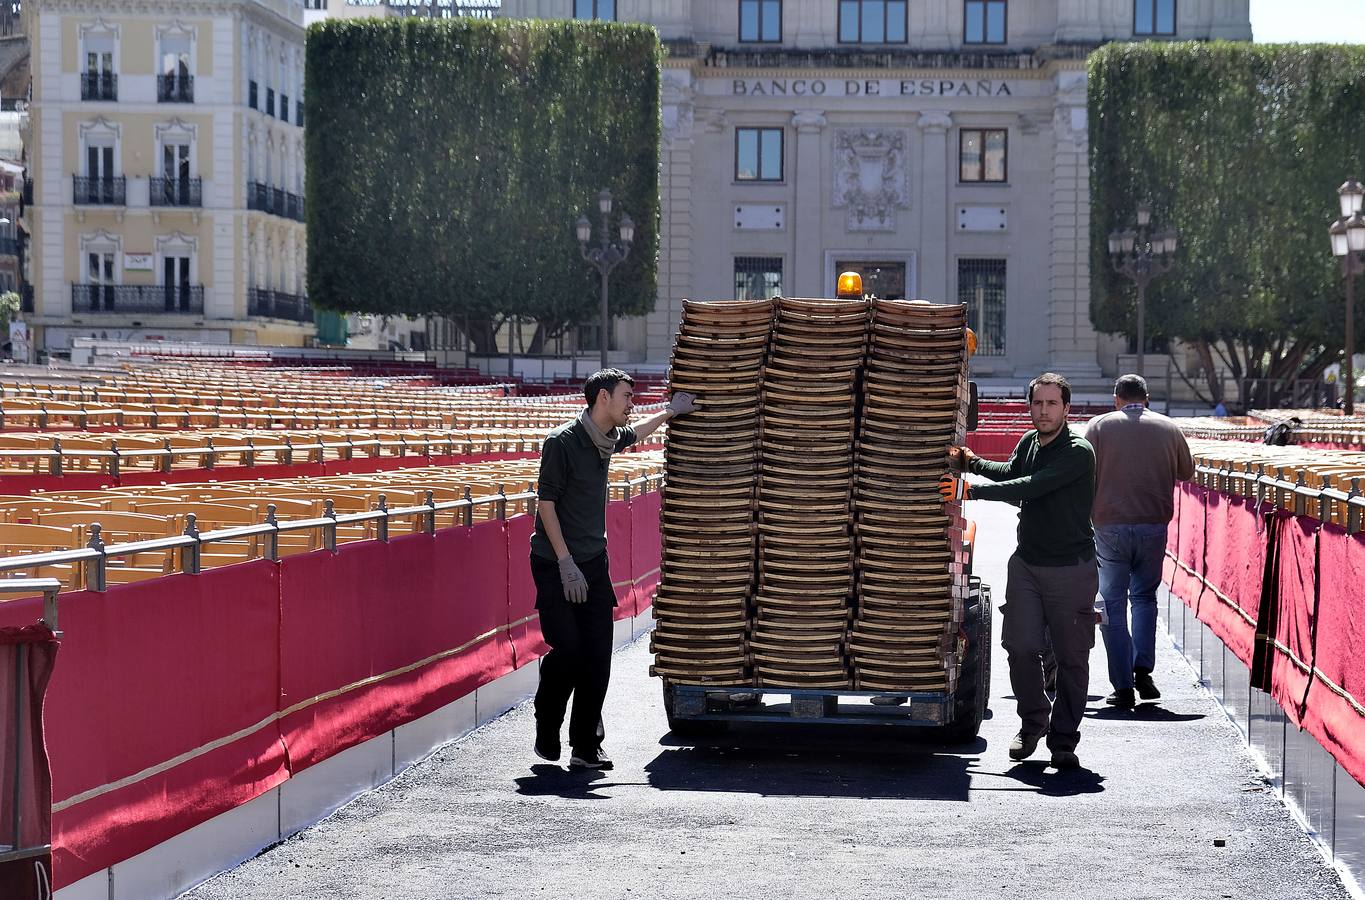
[39,0,303,37]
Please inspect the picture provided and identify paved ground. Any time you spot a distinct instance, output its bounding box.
[187,500,1351,900]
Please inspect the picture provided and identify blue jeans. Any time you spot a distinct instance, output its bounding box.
[1095,523,1169,691]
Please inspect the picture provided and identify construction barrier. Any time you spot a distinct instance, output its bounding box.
[0,493,662,889]
[1165,482,1365,787]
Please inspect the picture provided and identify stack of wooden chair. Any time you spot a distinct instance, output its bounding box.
[649,301,773,686]
[750,298,869,689]
[848,300,971,692]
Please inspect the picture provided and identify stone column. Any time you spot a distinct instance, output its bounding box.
[1046,68,1102,377]
[790,110,826,296]
[645,73,696,363]
[916,112,952,303]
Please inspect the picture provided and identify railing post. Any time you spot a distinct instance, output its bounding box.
[1293,471,1308,517]
[204,436,216,470]
[1350,479,1363,535]
[49,437,62,477]
[264,504,280,562]
[182,513,202,574]
[282,435,294,466]
[376,494,389,543]
[84,523,107,592]
[43,585,59,634]
[245,436,256,468]
[108,439,120,479]
[424,490,437,535]
[323,499,338,553]
[1318,476,1333,523]
[462,486,474,527]
[495,484,507,521]
[161,438,174,474]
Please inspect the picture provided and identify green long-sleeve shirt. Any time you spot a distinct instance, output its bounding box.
[968,426,1096,566]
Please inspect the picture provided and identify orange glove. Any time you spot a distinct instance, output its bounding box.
[939,475,969,503]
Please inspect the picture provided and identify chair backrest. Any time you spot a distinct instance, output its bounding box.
[36,510,178,538]
[0,522,81,552]
[129,501,259,527]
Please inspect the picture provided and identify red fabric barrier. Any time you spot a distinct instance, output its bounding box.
[1301,525,1365,784]
[1269,514,1318,729]
[1192,491,1264,665]
[43,563,286,887]
[630,491,662,615]
[505,513,547,667]
[119,463,325,485]
[0,624,58,897]
[277,525,514,773]
[1170,483,1208,607]
[1163,485,1181,586]
[0,473,114,495]
[607,500,636,620]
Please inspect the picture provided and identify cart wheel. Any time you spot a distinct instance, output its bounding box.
[941,585,992,743]
[663,682,729,737]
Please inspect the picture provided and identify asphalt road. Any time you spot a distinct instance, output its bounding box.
[186,500,1351,900]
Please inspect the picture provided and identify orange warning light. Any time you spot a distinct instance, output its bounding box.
[836,271,863,298]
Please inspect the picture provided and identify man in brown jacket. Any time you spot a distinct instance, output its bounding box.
[1084,374,1194,709]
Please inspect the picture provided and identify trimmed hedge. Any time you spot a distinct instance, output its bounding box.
[1089,42,1365,401]
[305,18,661,339]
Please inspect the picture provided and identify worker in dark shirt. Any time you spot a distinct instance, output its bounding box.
[530,368,694,770]
[942,372,1097,770]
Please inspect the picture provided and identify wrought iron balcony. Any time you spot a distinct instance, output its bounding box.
[150,177,202,207]
[157,73,194,103]
[80,72,117,101]
[248,287,312,322]
[72,283,205,314]
[247,182,305,222]
[73,175,126,206]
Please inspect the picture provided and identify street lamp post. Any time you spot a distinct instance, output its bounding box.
[575,188,634,371]
[1329,179,1365,416]
[1108,201,1178,380]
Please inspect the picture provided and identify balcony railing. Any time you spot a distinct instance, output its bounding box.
[247,287,312,322]
[157,73,194,103]
[80,72,117,101]
[72,175,126,206]
[149,177,202,207]
[247,182,305,222]
[72,283,204,314]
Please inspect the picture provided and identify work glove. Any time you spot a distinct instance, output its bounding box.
[558,555,589,604]
[939,475,969,503]
[947,445,976,472]
[669,391,697,416]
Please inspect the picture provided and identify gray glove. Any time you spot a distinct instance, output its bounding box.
[558,555,588,604]
[669,391,697,416]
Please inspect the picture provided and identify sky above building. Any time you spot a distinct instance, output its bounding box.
[1250,0,1365,43]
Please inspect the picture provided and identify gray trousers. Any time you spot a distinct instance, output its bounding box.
[1001,554,1098,753]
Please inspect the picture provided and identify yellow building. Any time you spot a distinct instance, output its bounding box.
[21,0,311,357]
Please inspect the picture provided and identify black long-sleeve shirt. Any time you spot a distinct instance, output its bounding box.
[969,426,1096,566]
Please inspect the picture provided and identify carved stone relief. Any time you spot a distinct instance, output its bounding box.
[832,128,909,232]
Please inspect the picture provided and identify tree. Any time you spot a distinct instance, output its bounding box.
[305,18,661,355]
[1089,42,1365,408]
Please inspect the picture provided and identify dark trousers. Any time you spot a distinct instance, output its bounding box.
[1001,554,1098,753]
[530,552,616,754]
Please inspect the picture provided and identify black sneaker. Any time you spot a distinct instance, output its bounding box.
[1105,688,1136,710]
[534,730,561,762]
[1134,669,1161,701]
[1050,749,1080,770]
[1008,731,1043,761]
[569,747,614,770]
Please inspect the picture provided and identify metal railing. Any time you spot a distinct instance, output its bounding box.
[0,475,664,593]
[1192,463,1365,533]
[80,72,117,101]
[0,431,550,474]
[156,73,194,103]
[247,182,305,221]
[247,287,312,322]
[149,177,202,207]
[71,283,205,314]
[72,175,126,206]
[0,579,60,633]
